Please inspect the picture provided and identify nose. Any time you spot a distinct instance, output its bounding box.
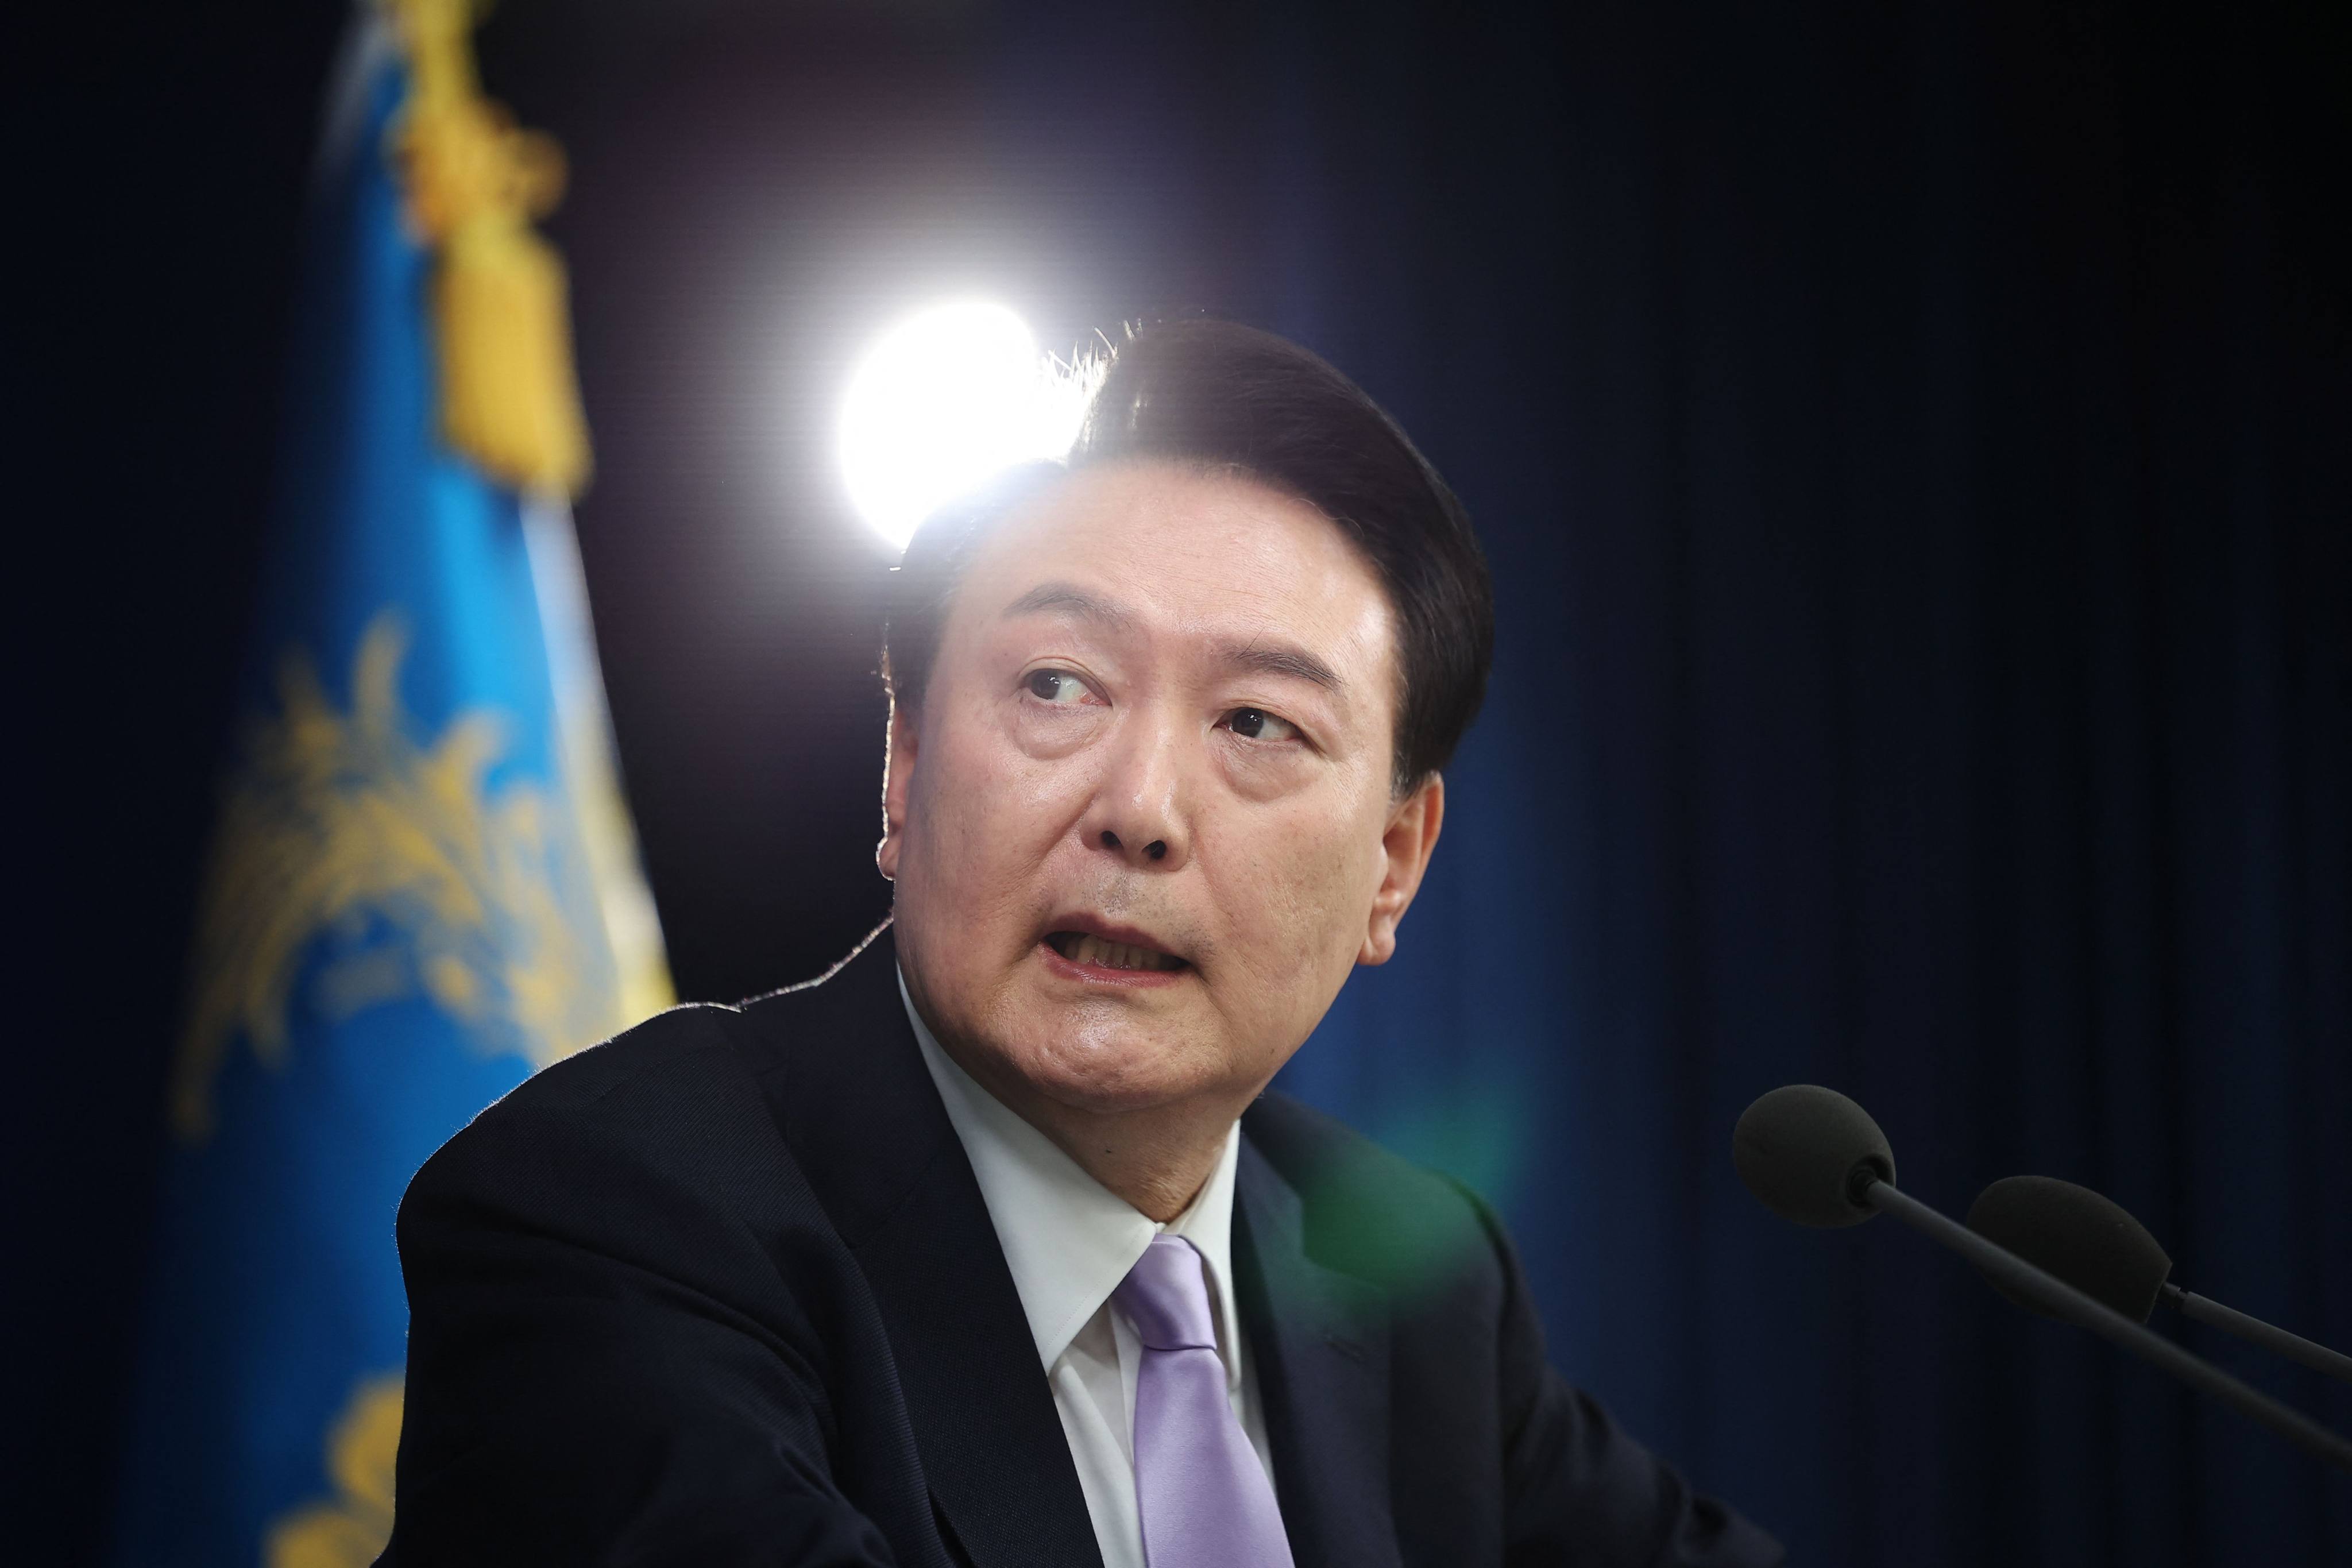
[1080,709,1191,873]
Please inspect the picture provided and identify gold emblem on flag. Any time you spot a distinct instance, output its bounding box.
[173,611,620,1142]
[265,1372,403,1568]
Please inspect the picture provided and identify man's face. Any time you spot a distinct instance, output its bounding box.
[882,459,1442,1124]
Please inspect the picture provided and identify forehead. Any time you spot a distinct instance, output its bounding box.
[945,460,1400,686]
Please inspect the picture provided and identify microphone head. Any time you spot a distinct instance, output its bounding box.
[1733,1085,1897,1229]
[1965,1175,2172,1322]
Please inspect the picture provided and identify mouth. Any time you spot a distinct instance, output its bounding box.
[1041,929,1189,975]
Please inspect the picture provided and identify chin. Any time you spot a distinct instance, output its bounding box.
[1007,1017,1226,1115]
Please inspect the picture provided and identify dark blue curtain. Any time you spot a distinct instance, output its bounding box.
[1152,3,2352,1562]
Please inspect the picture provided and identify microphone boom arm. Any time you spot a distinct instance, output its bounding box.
[2162,1283,2352,1387]
[1856,1174,2352,1475]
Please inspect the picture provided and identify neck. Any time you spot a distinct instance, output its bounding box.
[942,1038,1245,1222]
[1021,1094,1240,1223]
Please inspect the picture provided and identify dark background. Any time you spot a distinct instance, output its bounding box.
[15,0,2349,1562]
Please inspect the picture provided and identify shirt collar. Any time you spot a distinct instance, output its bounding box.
[899,967,1245,1384]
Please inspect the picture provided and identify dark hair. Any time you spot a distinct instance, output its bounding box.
[882,319,1494,792]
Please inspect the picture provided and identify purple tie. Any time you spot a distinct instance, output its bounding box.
[1112,1235,1296,1568]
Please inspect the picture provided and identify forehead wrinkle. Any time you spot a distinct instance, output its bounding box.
[998,581,1137,633]
[988,540,1379,727]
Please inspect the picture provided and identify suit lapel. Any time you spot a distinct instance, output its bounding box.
[1233,1137,1402,1568]
[853,1148,1104,1568]
[759,929,1103,1568]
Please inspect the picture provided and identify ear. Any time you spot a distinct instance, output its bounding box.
[876,698,919,881]
[1357,773,1445,966]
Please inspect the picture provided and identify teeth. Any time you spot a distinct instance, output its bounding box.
[1063,933,1180,972]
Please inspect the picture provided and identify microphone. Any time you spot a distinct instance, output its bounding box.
[1968,1175,2352,1387]
[1733,1086,2352,1474]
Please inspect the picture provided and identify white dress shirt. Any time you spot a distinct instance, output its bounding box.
[899,972,1276,1568]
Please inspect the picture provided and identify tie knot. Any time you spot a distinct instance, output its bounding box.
[1113,1234,1219,1351]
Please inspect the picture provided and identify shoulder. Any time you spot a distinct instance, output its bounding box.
[432,941,872,1181]
[401,1002,795,1243]
[1242,1090,1508,1295]
[492,999,754,1112]
[439,1001,769,1167]
[400,928,907,1257]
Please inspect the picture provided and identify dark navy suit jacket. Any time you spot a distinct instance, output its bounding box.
[380,926,1782,1566]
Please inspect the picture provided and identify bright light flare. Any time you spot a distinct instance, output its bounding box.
[837,300,1087,551]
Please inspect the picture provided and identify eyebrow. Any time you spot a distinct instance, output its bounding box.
[1001,580,1345,693]
[1213,638,1344,692]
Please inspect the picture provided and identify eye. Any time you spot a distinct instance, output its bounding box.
[1223,706,1301,743]
[1023,669,1096,706]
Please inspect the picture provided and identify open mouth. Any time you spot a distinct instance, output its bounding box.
[1044,931,1188,974]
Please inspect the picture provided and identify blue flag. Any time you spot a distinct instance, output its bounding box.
[112,13,667,1565]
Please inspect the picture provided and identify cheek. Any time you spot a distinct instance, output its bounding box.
[905,721,1082,906]
[1211,808,1388,983]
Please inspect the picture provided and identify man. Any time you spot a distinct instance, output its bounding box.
[382,320,1782,1566]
